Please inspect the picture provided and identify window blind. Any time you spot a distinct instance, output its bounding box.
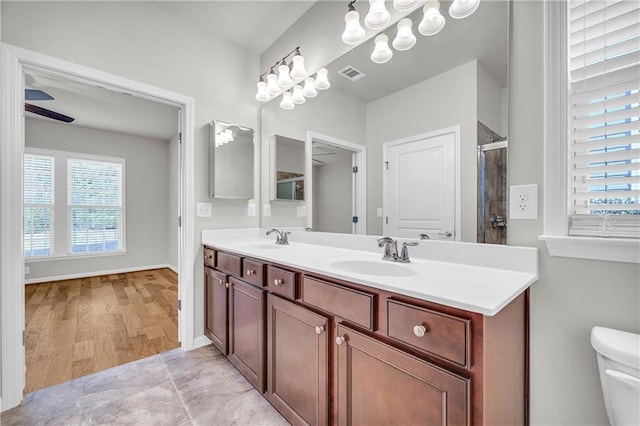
[24,154,54,257]
[568,0,640,238]
[68,158,123,254]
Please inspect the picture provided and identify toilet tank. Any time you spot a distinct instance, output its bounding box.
[591,327,640,426]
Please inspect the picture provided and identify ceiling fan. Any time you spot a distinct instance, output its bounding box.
[25,89,75,123]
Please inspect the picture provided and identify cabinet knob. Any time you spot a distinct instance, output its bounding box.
[315,326,325,335]
[413,325,427,337]
[246,269,255,276]
[218,279,224,285]
[225,283,230,288]
[336,336,346,346]
[273,279,284,286]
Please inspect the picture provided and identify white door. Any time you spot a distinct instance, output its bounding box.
[383,129,457,240]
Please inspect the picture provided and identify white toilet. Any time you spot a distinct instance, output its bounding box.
[591,326,640,426]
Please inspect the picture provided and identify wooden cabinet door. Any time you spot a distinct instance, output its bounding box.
[336,324,470,426]
[204,267,229,355]
[267,294,329,426]
[228,277,266,393]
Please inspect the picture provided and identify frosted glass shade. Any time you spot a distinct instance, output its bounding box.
[280,91,295,110]
[290,54,308,80]
[419,0,446,36]
[449,0,480,19]
[255,80,270,102]
[371,34,393,64]
[266,73,282,97]
[315,68,331,90]
[392,18,416,51]
[342,10,366,45]
[292,85,306,104]
[302,77,318,98]
[393,0,420,12]
[364,0,391,30]
[277,63,293,89]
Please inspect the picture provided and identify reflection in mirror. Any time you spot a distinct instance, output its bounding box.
[209,120,254,199]
[271,135,305,201]
[260,0,509,243]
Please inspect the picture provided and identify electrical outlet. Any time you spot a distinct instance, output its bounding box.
[509,184,538,219]
[247,203,256,217]
[377,207,383,217]
[196,202,212,217]
[263,204,271,217]
[25,265,30,275]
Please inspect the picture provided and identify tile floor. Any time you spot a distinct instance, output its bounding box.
[1,345,289,426]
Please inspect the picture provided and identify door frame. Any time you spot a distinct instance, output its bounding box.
[382,125,461,241]
[306,131,367,234]
[0,43,196,411]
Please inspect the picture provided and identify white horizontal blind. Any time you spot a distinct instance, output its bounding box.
[68,158,123,254]
[568,0,640,238]
[24,154,54,257]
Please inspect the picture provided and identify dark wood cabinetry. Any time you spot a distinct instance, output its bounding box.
[267,293,329,426]
[204,266,228,354]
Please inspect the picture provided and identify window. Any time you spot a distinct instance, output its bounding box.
[23,148,125,260]
[23,154,54,257]
[68,158,123,254]
[541,1,640,263]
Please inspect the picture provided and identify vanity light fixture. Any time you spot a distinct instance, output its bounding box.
[255,78,271,102]
[302,77,318,98]
[449,0,480,19]
[292,85,306,104]
[215,128,234,147]
[342,0,366,45]
[418,0,446,36]
[280,91,295,110]
[277,60,294,90]
[392,18,416,51]
[290,53,309,80]
[315,68,331,90]
[371,34,393,64]
[265,69,282,97]
[365,0,391,30]
[393,0,420,12]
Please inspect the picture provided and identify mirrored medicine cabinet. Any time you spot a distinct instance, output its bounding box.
[209,120,255,199]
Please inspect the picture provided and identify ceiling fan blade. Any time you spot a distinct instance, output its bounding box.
[25,103,74,123]
[25,89,54,101]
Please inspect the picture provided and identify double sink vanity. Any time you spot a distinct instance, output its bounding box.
[201,228,537,425]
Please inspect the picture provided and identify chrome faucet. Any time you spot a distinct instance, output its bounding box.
[266,228,290,245]
[377,237,419,263]
[418,233,430,240]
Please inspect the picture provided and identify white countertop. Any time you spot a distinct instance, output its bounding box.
[201,229,538,317]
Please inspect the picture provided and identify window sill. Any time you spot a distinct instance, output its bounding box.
[539,235,639,264]
[26,250,127,263]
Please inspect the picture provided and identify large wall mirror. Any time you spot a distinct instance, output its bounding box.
[209,120,255,199]
[260,0,509,243]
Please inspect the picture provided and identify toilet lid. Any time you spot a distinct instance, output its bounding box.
[591,326,640,369]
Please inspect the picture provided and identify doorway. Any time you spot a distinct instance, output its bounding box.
[0,44,195,411]
[383,126,460,241]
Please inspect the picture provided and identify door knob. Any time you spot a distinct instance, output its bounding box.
[413,325,427,337]
[438,231,452,237]
[315,326,325,335]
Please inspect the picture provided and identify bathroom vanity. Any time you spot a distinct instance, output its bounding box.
[202,230,537,426]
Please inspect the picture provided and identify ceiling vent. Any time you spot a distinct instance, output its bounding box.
[338,66,367,82]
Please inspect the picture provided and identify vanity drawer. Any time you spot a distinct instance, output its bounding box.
[267,266,297,300]
[242,258,266,287]
[204,247,216,268]
[387,299,470,367]
[217,251,242,276]
[301,276,375,331]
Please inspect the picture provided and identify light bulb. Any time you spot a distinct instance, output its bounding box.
[419,0,446,36]
[449,0,480,19]
[266,72,281,97]
[314,68,331,90]
[290,54,308,80]
[277,63,293,90]
[225,129,234,142]
[342,9,365,45]
[392,18,416,51]
[255,80,270,102]
[371,34,393,64]
[302,77,318,98]
[393,0,420,12]
[292,85,306,104]
[364,0,391,30]
[280,91,295,110]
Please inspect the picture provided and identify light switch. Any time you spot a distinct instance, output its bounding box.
[509,184,538,220]
[247,203,256,217]
[377,207,383,218]
[263,204,271,217]
[196,202,212,218]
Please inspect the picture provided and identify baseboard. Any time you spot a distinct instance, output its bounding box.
[167,264,178,274]
[193,335,212,349]
[25,264,174,284]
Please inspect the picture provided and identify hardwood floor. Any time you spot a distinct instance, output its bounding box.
[24,268,179,394]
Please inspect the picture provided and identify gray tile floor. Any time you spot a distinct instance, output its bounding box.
[1,345,289,426]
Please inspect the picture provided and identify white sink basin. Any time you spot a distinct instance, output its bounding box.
[329,259,417,277]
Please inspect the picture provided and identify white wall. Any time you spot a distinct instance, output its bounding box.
[168,133,179,271]
[313,154,353,234]
[477,61,504,137]
[366,61,478,241]
[25,118,172,280]
[509,2,640,425]
[1,0,260,339]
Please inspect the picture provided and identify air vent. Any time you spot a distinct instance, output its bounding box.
[338,66,367,82]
